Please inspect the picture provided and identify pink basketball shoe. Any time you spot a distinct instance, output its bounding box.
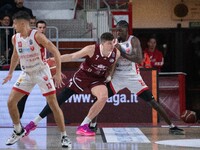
[76,124,95,136]
[24,121,37,136]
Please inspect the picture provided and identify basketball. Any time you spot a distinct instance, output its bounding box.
[46,58,56,76]
[180,110,197,123]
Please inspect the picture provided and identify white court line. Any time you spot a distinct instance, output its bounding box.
[102,128,150,143]
[161,125,200,128]
[155,139,200,148]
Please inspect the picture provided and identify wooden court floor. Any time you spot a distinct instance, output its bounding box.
[0,124,200,150]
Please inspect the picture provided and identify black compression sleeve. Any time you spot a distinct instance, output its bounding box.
[39,88,76,118]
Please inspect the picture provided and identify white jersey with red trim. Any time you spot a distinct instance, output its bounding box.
[15,29,47,72]
[114,35,140,76]
[111,35,148,95]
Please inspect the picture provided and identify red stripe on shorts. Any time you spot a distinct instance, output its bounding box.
[13,87,30,95]
[43,90,56,96]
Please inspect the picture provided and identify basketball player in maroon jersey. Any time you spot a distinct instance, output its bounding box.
[24,32,120,136]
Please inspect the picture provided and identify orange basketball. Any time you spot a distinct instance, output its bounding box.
[180,110,197,123]
[46,58,56,76]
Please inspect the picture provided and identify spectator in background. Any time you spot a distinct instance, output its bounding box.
[36,20,52,58]
[0,14,13,65]
[139,51,152,68]
[0,0,15,16]
[10,0,33,17]
[30,16,37,27]
[36,20,47,34]
[144,35,164,71]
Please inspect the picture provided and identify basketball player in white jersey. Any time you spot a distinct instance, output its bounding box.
[17,20,48,119]
[2,11,71,148]
[90,20,184,135]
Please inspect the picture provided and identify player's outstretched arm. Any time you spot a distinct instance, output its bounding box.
[60,45,95,63]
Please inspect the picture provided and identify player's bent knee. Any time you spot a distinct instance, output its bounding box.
[7,100,12,108]
[7,97,16,107]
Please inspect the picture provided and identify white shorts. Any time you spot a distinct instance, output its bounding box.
[13,65,56,96]
[110,73,148,95]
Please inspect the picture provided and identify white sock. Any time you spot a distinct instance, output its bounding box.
[90,122,97,127]
[170,123,175,128]
[33,115,42,125]
[61,131,67,138]
[80,117,91,126]
[14,123,22,133]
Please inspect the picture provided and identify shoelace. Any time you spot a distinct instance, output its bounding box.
[11,133,16,138]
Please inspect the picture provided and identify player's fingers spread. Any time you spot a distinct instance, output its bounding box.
[2,78,8,85]
[55,79,63,88]
[57,82,63,88]
[2,80,6,85]
[55,81,60,88]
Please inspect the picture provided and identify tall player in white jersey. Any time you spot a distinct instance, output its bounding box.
[90,20,184,135]
[2,11,71,148]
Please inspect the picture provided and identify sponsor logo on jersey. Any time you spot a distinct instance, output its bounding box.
[18,41,22,47]
[16,78,23,86]
[126,48,131,54]
[109,58,114,63]
[29,39,33,45]
[30,45,34,51]
[19,48,23,53]
[43,75,48,81]
[97,64,106,69]
[16,82,20,86]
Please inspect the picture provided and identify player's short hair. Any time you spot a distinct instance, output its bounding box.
[100,32,114,42]
[36,20,47,28]
[12,11,31,21]
[116,20,129,28]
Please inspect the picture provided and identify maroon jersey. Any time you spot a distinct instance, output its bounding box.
[67,44,117,93]
[80,44,117,77]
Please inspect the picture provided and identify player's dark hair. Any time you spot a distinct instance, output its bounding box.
[12,11,31,21]
[100,32,114,43]
[116,20,129,28]
[36,20,46,28]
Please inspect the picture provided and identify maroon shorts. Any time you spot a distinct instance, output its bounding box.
[66,69,106,93]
